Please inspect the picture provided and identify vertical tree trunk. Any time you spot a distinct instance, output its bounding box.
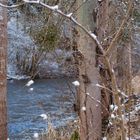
[0,1,8,139]
[77,0,102,139]
[97,0,110,120]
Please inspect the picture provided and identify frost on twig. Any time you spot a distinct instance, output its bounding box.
[66,13,73,18]
[117,89,128,98]
[72,80,80,86]
[110,104,118,112]
[89,32,97,40]
[50,5,59,11]
[111,113,116,119]
[81,106,86,111]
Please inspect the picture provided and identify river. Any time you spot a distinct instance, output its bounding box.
[7,78,76,139]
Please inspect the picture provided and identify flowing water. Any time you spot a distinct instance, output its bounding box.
[7,78,76,139]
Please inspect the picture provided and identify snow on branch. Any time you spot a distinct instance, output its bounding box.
[86,92,109,114]
[0,2,24,8]
[0,0,105,55]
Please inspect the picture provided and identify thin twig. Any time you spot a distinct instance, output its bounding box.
[104,1,133,56]
[86,93,109,114]
[0,1,133,139]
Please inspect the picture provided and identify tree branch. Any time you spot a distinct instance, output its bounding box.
[0,2,24,8]
[104,1,133,56]
[0,1,133,139]
[0,0,105,55]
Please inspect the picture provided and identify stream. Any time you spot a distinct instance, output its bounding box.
[7,78,76,139]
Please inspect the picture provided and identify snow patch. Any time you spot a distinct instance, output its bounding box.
[67,13,73,17]
[40,114,48,120]
[72,81,80,86]
[26,80,34,87]
[33,133,39,138]
[50,5,59,10]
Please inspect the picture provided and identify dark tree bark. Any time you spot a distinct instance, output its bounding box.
[97,0,110,119]
[0,0,8,139]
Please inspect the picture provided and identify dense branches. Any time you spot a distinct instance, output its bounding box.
[0,0,139,139]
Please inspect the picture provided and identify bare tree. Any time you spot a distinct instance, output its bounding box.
[77,0,102,139]
[0,0,8,139]
[0,0,136,139]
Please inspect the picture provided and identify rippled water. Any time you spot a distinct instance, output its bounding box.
[7,79,76,139]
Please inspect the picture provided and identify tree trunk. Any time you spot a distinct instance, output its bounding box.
[97,0,110,120]
[0,1,8,139]
[77,0,102,139]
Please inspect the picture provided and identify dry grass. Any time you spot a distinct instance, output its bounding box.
[38,119,80,140]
